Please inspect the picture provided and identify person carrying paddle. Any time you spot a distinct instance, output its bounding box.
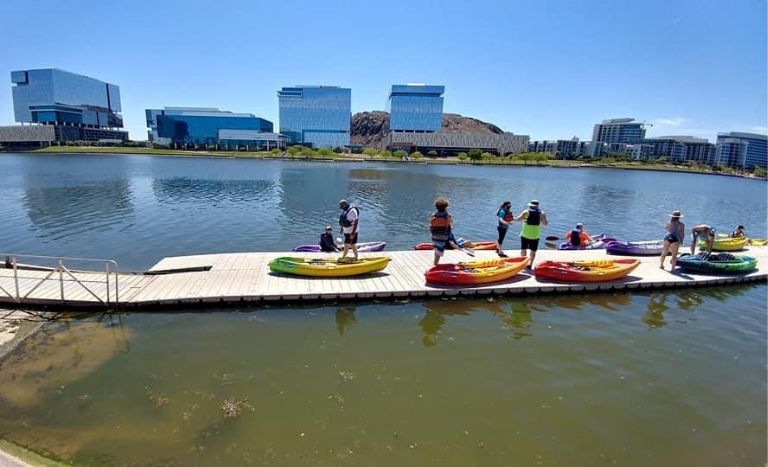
[428,198,453,265]
[660,210,685,269]
[320,226,340,252]
[515,200,548,269]
[565,223,593,247]
[690,224,715,255]
[496,200,514,257]
[338,199,360,262]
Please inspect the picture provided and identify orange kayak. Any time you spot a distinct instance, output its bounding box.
[535,258,640,282]
[425,257,529,286]
[414,241,497,251]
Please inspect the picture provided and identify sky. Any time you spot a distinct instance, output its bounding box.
[0,0,766,142]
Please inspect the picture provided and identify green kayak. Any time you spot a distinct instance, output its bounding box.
[676,253,758,274]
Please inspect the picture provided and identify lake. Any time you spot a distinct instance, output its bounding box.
[0,152,765,465]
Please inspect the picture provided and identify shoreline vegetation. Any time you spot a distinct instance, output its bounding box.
[7,145,767,179]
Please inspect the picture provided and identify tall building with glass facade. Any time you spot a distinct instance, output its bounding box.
[715,132,768,169]
[388,84,445,132]
[6,68,127,142]
[592,118,646,144]
[277,86,351,148]
[145,107,282,149]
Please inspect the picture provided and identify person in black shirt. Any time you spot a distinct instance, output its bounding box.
[320,226,340,252]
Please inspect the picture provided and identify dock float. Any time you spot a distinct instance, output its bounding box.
[0,248,766,310]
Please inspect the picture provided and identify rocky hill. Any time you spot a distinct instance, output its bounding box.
[351,111,504,146]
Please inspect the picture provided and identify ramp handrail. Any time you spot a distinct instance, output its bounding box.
[0,253,119,307]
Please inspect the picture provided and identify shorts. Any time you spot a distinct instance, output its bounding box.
[497,225,508,244]
[432,240,447,255]
[664,233,680,244]
[343,232,358,245]
[520,236,539,251]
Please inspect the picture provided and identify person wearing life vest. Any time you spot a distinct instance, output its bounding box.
[428,198,453,265]
[338,199,360,262]
[514,199,549,269]
[565,223,592,247]
[496,200,514,257]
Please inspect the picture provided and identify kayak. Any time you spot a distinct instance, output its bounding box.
[415,241,497,251]
[425,257,529,286]
[676,252,757,274]
[293,241,386,253]
[268,256,390,277]
[557,234,615,251]
[535,258,640,282]
[747,238,768,246]
[698,236,747,251]
[606,240,664,256]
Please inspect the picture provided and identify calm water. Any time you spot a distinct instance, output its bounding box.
[0,153,765,270]
[0,153,766,465]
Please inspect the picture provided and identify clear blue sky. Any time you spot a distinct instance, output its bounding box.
[1,0,765,142]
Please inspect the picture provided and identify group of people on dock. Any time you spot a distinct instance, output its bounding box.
[319,197,749,270]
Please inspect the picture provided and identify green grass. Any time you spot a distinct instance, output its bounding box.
[0,438,66,466]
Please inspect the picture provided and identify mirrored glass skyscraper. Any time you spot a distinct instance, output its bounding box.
[277,86,351,148]
[388,84,445,132]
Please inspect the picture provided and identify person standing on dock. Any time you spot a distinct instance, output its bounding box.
[660,210,685,269]
[496,200,514,257]
[338,199,360,262]
[429,198,453,265]
[690,224,715,255]
[515,200,548,269]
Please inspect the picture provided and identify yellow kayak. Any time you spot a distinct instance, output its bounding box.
[747,238,768,246]
[268,256,390,277]
[699,236,747,251]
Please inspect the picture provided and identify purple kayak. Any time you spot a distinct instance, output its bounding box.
[557,234,615,250]
[292,241,387,253]
[606,240,664,256]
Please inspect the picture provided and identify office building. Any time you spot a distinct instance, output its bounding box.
[379,131,529,156]
[145,107,283,150]
[715,132,768,169]
[277,86,351,148]
[0,68,127,146]
[592,118,646,144]
[528,138,588,159]
[643,136,715,164]
[388,84,445,132]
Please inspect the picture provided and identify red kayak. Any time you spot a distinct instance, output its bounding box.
[425,257,529,286]
[414,241,498,251]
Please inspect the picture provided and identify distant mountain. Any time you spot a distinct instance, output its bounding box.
[350,111,504,146]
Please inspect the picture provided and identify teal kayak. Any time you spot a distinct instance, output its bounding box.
[676,253,758,274]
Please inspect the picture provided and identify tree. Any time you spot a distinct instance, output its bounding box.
[317,147,335,156]
[457,152,468,161]
[287,145,302,155]
[481,152,494,160]
[753,166,767,178]
[333,146,344,153]
[468,148,483,160]
[427,150,438,158]
[410,151,423,159]
[532,152,551,163]
[514,152,532,165]
[362,147,379,156]
[393,149,408,159]
[380,150,393,158]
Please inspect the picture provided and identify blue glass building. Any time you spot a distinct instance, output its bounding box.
[592,118,646,144]
[388,84,445,132]
[12,68,123,128]
[277,86,351,148]
[146,107,279,148]
[716,132,768,169]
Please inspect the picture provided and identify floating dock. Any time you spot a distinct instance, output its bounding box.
[0,248,766,310]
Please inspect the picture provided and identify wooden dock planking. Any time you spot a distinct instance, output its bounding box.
[0,247,766,309]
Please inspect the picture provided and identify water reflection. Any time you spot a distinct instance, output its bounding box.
[152,177,277,205]
[335,307,357,335]
[22,179,134,239]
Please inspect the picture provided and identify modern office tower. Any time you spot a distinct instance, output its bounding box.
[715,132,768,169]
[277,86,351,148]
[592,118,646,144]
[1,68,127,144]
[388,84,445,132]
[145,107,283,149]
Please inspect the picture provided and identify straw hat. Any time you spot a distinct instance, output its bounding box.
[669,210,683,218]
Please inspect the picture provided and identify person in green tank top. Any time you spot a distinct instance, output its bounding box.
[514,200,549,269]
